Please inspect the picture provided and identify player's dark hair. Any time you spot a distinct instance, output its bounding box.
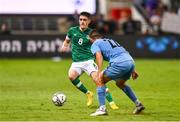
[89,29,103,39]
[79,11,91,19]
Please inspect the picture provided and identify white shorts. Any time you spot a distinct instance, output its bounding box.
[69,60,98,76]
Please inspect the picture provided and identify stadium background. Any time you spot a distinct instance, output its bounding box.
[0,0,180,121]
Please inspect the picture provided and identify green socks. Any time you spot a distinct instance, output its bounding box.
[105,86,113,103]
[71,78,88,94]
[71,78,114,103]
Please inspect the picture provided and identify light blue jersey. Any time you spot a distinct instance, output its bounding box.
[91,38,135,81]
[91,38,134,63]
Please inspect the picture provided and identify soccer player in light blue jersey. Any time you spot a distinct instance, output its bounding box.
[89,30,145,116]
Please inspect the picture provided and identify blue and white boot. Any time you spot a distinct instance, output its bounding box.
[90,105,108,116]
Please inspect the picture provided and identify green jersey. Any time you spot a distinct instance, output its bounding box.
[66,26,94,62]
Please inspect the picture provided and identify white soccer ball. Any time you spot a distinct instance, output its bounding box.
[52,92,66,106]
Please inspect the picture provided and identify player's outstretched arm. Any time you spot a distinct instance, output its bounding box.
[59,39,70,53]
[95,51,103,78]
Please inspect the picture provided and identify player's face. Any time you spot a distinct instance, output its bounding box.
[79,15,90,30]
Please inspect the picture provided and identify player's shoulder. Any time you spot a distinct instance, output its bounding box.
[87,27,93,31]
[93,39,103,46]
[96,38,104,43]
[68,26,79,31]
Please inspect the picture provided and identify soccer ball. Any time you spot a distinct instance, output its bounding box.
[52,92,66,106]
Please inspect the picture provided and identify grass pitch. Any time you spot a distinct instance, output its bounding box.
[0,59,180,121]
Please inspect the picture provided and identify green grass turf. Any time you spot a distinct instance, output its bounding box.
[0,59,180,121]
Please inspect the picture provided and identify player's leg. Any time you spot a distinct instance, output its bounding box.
[116,80,138,104]
[91,69,116,116]
[115,61,145,114]
[91,64,122,116]
[116,80,145,114]
[98,72,119,109]
[90,72,107,116]
[69,63,93,106]
[90,85,107,116]
[68,69,88,94]
[85,60,118,109]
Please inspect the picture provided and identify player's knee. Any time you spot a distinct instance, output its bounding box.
[99,72,111,84]
[68,70,79,81]
[96,81,104,87]
[68,73,78,81]
[92,77,104,87]
[116,81,125,89]
[68,76,75,81]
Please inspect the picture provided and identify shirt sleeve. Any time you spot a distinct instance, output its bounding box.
[91,42,101,55]
[66,28,72,41]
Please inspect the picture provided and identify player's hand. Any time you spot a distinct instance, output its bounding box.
[59,45,69,53]
[132,70,138,80]
[59,40,70,53]
[96,71,105,86]
[97,71,101,81]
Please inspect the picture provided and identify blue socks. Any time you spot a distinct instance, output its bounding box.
[122,85,137,103]
[97,86,106,106]
[97,84,138,106]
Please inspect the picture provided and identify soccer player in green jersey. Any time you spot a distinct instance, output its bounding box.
[60,11,118,109]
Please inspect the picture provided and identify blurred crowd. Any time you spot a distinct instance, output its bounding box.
[134,0,179,34]
[0,0,180,35]
[55,9,144,35]
[56,0,180,35]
